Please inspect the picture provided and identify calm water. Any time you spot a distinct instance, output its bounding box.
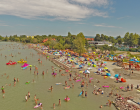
[0,42,115,110]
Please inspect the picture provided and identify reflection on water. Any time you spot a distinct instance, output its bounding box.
[0,42,115,110]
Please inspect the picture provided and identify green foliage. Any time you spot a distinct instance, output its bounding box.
[73,37,86,56]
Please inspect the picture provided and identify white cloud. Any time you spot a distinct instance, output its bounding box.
[117,16,130,20]
[94,24,122,28]
[0,0,109,21]
[71,0,109,6]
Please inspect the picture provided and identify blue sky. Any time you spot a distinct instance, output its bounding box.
[0,0,140,37]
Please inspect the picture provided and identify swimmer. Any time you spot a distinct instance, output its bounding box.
[28,91,30,99]
[34,94,36,100]
[33,79,34,83]
[30,67,31,71]
[25,94,28,102]
[7,75,9,79]
[72,83,74,88]
[100,105,102,108]
[50,86,53,92]
[46,69,48,74]
[53,103,55,109]
[40,104,43,109]
[65,81,67,86]
[85,91,87,98]
[14,77,16,82]
[17,78,19,82]
[4,73,6,75]
[9,83,11,86]
[3,94,5,98]
[37,71,38,75]
[42,71,44,75]
[58,99,61,106]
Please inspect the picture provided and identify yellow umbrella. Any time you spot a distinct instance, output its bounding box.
[104,67,108,69]
[79,71,83,74]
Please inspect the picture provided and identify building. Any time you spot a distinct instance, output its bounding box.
[88,41,112,46]
[85,38,94,41]
[42,38,55,43]
[26,36,34,39]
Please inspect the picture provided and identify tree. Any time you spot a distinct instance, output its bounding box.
[94,34,101,41]
[54,43,64,50]
[123,32,129,45]
[104,35,109,41]
[32,38,38,44]
[49,40,57,49]
[73,37,86,56]
[14,37,20,42]
[0,35,3,40]
[3,36,9,41]
[117,38,123,45]
[64,44,71,49]
[100,34,104,41]
[91,46,96,51]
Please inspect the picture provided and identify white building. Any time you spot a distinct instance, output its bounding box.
[88,41,112,46]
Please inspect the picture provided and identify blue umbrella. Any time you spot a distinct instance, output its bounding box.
[106,73,111,76]
[79,65,83,68]
[114,74,119,78]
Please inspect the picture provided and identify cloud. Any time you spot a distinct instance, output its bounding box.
[71,0,109,6]
[117,16,130,19]
[94,24,122,28]
[77,23,86,24]
[0,0,109,21]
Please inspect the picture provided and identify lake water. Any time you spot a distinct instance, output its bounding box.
[0,42,115,110]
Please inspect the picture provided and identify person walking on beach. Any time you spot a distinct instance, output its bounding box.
[131,84,133,91]
[127,85,129,91]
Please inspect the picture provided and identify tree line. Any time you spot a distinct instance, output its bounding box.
[94,32,140,46]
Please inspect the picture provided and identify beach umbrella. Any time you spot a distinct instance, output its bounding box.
[85,70,90,74]
[92,62,94,64]
[104,62,107,63]
[79,65,83,68]
[104,67,108,69]
[93,64,96,67]
[88,63,90,66]
[79,71,83,74]
[114,74,119,78]
[98,68,102,71]
[106,73,111,76]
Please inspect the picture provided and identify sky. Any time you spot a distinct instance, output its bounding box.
[0,0,140,37]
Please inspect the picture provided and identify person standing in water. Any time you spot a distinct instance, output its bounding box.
[25,95,28,102]
[28,91,30,99]
[58,99,61,106]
